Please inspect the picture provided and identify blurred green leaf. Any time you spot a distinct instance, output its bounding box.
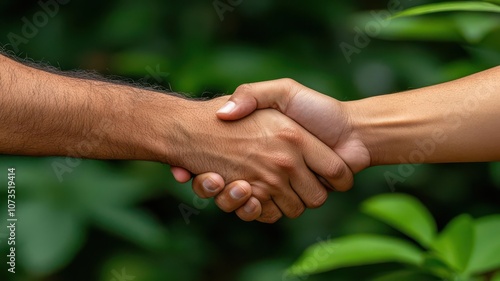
[98,1,158,45]
[67,163,152,208]
[239,259,289,281]
[393,2,500,19]
[2,1,500,280]
[492,271,500,281]
[490,162,500,188]
[421,255,455,280]
[91,207,169,251]
[110,52,171,77]
[287,234,424,276]
[17,201,85,275]
[362,193,436,247]
[351,14,462,41]
[372,270,440,281]
[98,253,165,281]
[432,214,474,272]
[453,13,500,43]
[467,215,500,274]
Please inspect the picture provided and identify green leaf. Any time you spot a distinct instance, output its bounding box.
[421,255,455,280]
[490,162,500,188]
[492,271,500,281]
[362,193,436,247]
[453,13,500,43]
[351,13,462,42]
[372,270,440,281]
[467,215,500,274]
[286,234,424,276]
[393,2,500,19]
[17,201,86,275]
[67,163,151,208]
[432,214,474,272]
[91,207,169,251]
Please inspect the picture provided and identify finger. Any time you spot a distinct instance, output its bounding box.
[214,180,253,212]
[170,166,192,183]
[256,200,283,224]
[235,197,262,222]
[289,165,329,209]
[317,175,336,191]
[216,78,297,120]
[273,190,306,219]
[191,173,225,199]
[302,136,354,192]
[252,180,305,219]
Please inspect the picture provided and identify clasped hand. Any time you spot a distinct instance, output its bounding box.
[171,79,371,223]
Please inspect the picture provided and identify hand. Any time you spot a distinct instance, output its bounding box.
[172,79,370,221]
[171,96,354,223]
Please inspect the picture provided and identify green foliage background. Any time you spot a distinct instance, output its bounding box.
[0,0,499,280]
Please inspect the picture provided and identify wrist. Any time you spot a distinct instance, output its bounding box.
[123,91,194,164]
[147,96,236,172]
[342,98,381,168]
[344,93,435,167]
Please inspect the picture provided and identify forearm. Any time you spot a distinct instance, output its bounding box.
[0,55,185,162]
[346,66,500,166]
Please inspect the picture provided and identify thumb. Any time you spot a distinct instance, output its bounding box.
[216,79,295,120]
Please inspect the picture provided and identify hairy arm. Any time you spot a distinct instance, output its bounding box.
[0,54,184,162]
[0,54,353,223]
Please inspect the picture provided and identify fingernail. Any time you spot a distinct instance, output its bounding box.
[217,101,236,114]
[244,201,256,213]
[203,178,218,192]
[230,186,246,200]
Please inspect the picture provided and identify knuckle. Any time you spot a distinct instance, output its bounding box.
[251,187,273,202]
[287,205,305,219]
[260,213,282,224]
[276,126,302,144]
[322,159,354,192]
[306,188,328,209]
[334,161,355,191]
[336,176,354,192]
[279,78,298,87]
[272,153,296,171]
[234,83,254,95]
[325,159,348,180]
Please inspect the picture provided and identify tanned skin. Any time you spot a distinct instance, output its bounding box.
[0,54,354,223]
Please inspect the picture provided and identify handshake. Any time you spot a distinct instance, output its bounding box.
[170,79,370,223]
[167,67,500,223]
[1,54,497,222]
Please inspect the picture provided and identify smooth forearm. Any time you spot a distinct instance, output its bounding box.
[0,55,185,163]
[346,66,500,166]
